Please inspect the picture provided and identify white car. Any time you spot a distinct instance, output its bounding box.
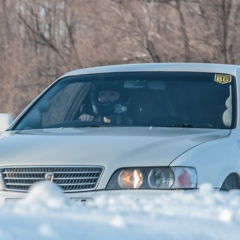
[0,63,239,202]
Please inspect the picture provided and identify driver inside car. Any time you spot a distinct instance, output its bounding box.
[79,82,132,125]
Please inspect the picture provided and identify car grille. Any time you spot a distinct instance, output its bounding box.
[0,166,103,192]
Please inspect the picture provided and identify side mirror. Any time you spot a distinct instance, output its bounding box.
[0,113,14,132]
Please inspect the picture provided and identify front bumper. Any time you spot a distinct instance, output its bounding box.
[0,189,187,203]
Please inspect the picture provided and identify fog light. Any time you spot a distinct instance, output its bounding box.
[118,169,143,189]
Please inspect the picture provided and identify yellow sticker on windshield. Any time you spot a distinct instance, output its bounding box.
[214,74,232,84]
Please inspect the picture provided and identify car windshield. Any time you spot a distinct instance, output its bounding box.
[13,72,236,130]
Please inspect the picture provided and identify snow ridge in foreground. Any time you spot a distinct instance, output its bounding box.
[0,181,239,240]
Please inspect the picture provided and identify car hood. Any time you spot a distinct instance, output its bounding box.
[0,127,230,168]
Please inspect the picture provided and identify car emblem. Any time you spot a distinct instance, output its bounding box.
[45,172,54,182]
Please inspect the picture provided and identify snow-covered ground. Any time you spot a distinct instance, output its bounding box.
[0,181,239,240]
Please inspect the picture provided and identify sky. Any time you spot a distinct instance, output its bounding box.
[0,181,239,240]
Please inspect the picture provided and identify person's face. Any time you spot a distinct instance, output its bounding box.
[98,91,120,103]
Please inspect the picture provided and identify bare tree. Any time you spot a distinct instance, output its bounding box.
[1,0,240,116]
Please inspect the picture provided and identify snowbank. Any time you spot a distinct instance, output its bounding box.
[0,181,239,240]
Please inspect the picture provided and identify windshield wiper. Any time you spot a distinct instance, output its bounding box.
[170,123,194,128]
[45,121,101,128]
[78,124,100,128]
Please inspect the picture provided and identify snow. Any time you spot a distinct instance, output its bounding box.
[0,181,240,239]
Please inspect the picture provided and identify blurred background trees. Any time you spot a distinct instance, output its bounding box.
[0,0,239,116]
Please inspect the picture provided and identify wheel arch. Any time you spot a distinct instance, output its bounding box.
[220,172,240,191]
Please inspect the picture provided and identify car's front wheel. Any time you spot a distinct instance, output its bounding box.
[220,173,240,191]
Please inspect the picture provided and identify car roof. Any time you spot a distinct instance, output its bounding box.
[61,63,240,78]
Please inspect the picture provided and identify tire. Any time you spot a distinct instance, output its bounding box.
[220,173,240,191]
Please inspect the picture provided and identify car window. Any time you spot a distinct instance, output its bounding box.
[13,72,236,130]
[15,82,87,129]
[41,82,82,127]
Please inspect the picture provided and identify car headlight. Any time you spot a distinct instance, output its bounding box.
[106,167,197,190]
[118,169,143,188]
